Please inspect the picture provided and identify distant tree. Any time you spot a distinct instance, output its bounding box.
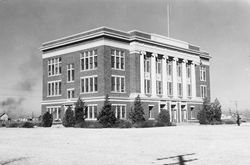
[157,109,170,125]
[129,95,145,123]
[63,106,75,127]
[42,111,53,127]
[97,94,116,127]
[75,97,86,124]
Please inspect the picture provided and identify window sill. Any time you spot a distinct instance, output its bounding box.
[85,118,97,121]
[111,68,125,71]
[67,81,74,83]
[48,74,61,77]
[111,91,126,94]
[80,92,98,94]
[47,95,62,97]
[80,68,97,72]
[149,118,155,120]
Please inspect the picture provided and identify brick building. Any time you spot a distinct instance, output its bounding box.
[41,27,211,123]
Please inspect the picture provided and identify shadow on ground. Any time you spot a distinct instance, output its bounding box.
[0,157,28,165]
[157,153,197,165]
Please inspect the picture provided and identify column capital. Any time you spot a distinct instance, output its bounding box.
[182,59,188,63]
[140,51,146,55]
[151,53,158,58]
[173,57,178,61]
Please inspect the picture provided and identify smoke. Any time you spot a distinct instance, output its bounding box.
[0,97,25,119]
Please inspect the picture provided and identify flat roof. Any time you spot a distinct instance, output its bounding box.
[41,26,210,58]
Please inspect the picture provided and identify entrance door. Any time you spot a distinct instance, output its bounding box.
[181,105,187,122]
[171,104,177,122]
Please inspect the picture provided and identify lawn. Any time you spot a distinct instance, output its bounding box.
[0,123,250,165]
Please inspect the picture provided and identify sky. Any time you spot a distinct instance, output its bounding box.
[0,0,250,117]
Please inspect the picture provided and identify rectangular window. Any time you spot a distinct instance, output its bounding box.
[187,84,191,97]
[111,50,125,70]
[167,61,172,76]
[200,85,207,98]
[200,66,206,81]
[86,105,97,120]
[67,64,75,82]
[177,62,182,77]
[178,83,182,97]
[111,75,125,93]
[81,50,98,71]
[48,57,62,76]
[113,105,126,119]
[156,81,162,95]
[67,88,75,99]
[156,59,162,74]
[149,106,153,119]
[167,82,173,96]
[47,106,62,121]
[144,79,151,94]
[144,57,150,73]
[47,81,62,97]
[186,64,191,78]
[81,76,98,93]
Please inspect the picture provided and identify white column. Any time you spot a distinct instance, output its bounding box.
[151,53,157,97]
[182,59,187,99]
[191,62,196,99]
[140,51,146,96]
[172,57,178,99]
[162,56,168,97]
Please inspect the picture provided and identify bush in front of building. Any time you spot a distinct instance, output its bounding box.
[97,95,117,128]
[114,119,133,128]
[133,120,155,128]
[21,122,34,128]
[198,98,222,125]
[63,106,76,127]
[6,121,21,128]
[75,97,86,124]
[129,95,145,124]
[75,120,103,128]
[42,111,53,127]
[156,109,171,126]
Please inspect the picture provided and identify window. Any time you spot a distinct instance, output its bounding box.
[156,59,162,74]
[167,61,172,76]
[111,50,125,70]
[178,83,182,97]
[81,76,98,93]
[67,88,75,99]
[48,81,62,97]
[187,84,192,97]
[177,62,182,77]
[113,105,126,119]
[47,106,62,121]
[81,49,98,71]
[200,66,206,81]
[67,64,75,82]
[200,85,207,98]
[186,64,191,78]
[190,107,195,119]
[156,81,162,95]
[167,82,173,96]
[144,79,151,94]
[144,57,150,73]
[111,75,125,93]
[85,105,97,120]
[149,106,154,119]
[48,57,62,76]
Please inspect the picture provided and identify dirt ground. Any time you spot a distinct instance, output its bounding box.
[0,123,250,165]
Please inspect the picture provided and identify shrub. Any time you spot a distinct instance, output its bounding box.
[75,121,103,128]
[157,110,170,125]
[114,120,132,128]
[129,95,145,124]
[42,111,53,127]
[63,106,75,127]
[97,95,117,128]
[75,97,86,124]
[133,120,155,128]
[21,122,34,128]
[198,98,222,125]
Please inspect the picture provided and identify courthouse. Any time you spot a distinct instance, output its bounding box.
[41,27,210,123]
